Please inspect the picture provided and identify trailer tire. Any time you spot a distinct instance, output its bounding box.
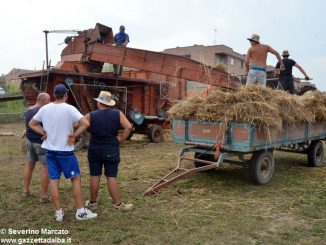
[127,131,134,140]
[74,132,89,151]
[249,150,275,185]
[148,125,163,143]
[194,153,216,169]
[307,140,324,167]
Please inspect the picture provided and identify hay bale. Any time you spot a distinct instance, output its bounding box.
[168,96,205,120]
[169,85,326,130]
[300,91,326,121]
[214,64,227,72]
[272,90,314,125]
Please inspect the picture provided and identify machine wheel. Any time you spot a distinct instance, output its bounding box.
[249,150,275,185]
[194,152,216,168]
[307,140,324,167]
[74,132,89,151]
[148,125,163,143]
[126,131,134,140]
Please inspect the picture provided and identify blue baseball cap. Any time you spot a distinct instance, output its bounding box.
[120,25,125,30]
[54,84,69,94]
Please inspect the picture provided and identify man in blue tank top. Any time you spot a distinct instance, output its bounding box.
[22,92,50,202]
[85,91,134,212]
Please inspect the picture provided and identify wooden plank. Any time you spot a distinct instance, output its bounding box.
[0,95,24,102]
[82,44,238,89]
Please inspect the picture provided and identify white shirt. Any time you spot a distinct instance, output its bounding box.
[33,102,83,151]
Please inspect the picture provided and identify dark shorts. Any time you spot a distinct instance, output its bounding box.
[279,77,294,94]
[26,139,47,164]
[46,151,80,180]
[87,149,120,177]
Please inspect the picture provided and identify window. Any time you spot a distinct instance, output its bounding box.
[215,54,227,66]
[241,61,244,68]
[230,57,235,66]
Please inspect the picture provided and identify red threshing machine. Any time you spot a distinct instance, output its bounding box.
[20,23,238,147]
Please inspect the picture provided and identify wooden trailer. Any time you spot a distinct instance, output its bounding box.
[144,120,326,195]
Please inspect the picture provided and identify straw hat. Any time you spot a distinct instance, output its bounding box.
[282,50,290,57]
[94,91,116,106]
[247,34,260,43]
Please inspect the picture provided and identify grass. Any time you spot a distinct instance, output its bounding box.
[0,84,26,113]
[0,122,326,244]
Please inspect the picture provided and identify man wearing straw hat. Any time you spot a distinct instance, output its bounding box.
[85,91,134,212]
[275,50,310,94]
[245,34,285,87]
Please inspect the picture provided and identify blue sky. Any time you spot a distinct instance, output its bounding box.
[1,0,325,90]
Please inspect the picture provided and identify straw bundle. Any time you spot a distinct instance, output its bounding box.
[300,91,326,121]
[168,95,205,120]
[168,85,325,130]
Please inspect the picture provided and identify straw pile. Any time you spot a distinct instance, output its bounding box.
[168,85,326,130]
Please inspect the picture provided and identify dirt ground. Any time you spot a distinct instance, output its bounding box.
[0,122,326,245]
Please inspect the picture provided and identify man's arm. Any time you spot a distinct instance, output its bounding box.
[29,118,46,140]
[294,63,310,80]
[268,46,285,70]
[274,62,280,77]
[68,116,90,145]
[244,48,251,73]
[118,112,132,142]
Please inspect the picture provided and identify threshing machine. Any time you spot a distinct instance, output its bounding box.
[20,23,238,146]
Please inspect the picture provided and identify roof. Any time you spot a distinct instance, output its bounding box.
[163,44,246,61]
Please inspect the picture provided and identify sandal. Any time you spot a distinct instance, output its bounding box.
[39,196,50,203]
[21,190,30,198]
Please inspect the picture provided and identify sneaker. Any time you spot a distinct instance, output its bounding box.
[39,196,50,203]
[76,208,97,221]
[55,208,64,222]
[85,200,97,212]
[114,202,134,212]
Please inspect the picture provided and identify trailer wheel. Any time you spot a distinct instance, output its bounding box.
[194,153,216,169]
[249,150,275,185]
[148,125,163,143]
[74,132,89,151]
[127,131,134,140]
[307,140,324,167]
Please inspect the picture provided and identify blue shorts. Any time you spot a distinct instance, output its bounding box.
[246,66,267,86]
[46,151,80,180]
[87,149,120,177]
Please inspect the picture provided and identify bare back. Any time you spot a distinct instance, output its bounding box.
[247,44,270,67]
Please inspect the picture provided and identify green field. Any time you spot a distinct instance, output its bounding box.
[0,84,26,113]
[0,122,326,245]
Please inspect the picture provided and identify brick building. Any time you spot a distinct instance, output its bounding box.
[163,44,246,75]
[163,44,246,95]
[4,68,33,86]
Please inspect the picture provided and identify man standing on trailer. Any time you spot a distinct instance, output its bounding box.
[275,50,310,94]
[245,34,285,87]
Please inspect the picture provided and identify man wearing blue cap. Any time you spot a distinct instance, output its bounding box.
[113,25,130,76]
[29,84,97,222]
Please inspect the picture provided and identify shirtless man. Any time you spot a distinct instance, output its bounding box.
[245,34,284,87]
